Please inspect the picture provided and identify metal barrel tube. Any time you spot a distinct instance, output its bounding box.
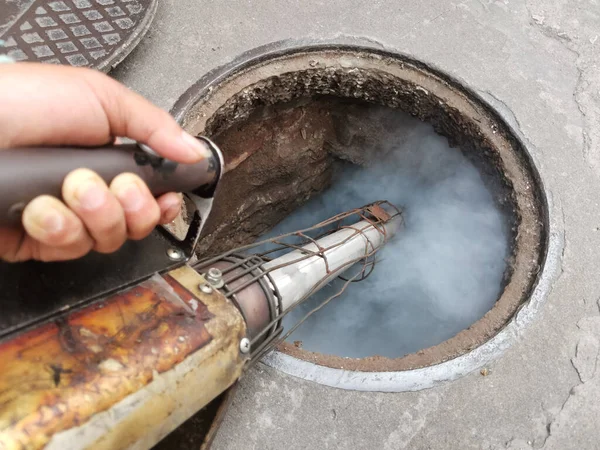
[263,216,402,313]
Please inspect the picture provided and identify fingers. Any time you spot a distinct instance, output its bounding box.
[1,171,181,262]
[157,193,183,224]
[110,173,160,240]
[62,171,179,246]
[62,168,127,254]
[11,196,94,262]
[80,69,212,164]
[0,225,94,262]
[22,195,93,249]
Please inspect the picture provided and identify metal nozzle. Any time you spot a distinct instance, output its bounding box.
[194,201,403,366]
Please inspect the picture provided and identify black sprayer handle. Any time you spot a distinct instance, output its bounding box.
[0,138,221,227]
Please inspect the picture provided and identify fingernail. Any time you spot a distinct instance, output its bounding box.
[181,131,212,161]
[165,200,181,218]
[76,181,107,211]
[39,208,65,234]
[163,195,182,211]
[116,183,145,212]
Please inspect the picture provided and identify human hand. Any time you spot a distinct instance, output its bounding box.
[0,63,211,262]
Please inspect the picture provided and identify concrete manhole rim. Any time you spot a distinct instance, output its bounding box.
[171,38,562,392]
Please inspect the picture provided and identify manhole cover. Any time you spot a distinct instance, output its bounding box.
[0,0,156,71]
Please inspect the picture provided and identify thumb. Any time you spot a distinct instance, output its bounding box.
[82,69,211,164]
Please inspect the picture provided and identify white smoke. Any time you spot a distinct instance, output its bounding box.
[266,114,509,358]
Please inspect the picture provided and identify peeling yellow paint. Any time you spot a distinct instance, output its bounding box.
[0,267,247,450]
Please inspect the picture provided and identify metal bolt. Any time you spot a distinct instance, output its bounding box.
[239,338,251,354]
[166,248,184,261]
[199,283,213,294]
[205,267,224,288]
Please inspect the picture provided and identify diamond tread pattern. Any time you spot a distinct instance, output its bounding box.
[0,0,155,71]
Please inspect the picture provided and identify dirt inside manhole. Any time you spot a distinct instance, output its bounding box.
[173,43,547,372]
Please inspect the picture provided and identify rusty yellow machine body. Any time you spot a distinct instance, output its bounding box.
[0,266,246,450]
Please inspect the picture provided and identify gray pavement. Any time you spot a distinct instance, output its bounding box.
[112,0,600,448]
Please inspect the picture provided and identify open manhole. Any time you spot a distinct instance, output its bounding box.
[172,40,553,391]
